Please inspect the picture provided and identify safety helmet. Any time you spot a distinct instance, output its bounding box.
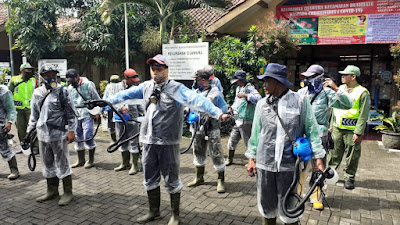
[20,63,34,71]
[293,137,313,161]
[66,69,79,78]
[39,64,59,75]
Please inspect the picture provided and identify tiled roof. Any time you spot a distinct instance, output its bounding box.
[0,4,8,26]
[57,17,80,41]
[187,0,246,34]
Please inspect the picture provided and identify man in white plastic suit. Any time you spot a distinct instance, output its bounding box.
[225,70,262,166]
[27,64,77,206]
[106,54,227,225]
[187,69,228,193]
[0,84,19,180]
[298,64,352,210]
[103,74,121,143]
[66,69,101,169]
[245,63,325,225]
[106,68,144,175]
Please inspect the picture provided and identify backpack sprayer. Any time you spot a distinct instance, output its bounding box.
[180,111,211,154]
[282,137,338,218]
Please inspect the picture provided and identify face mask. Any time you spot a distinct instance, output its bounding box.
[197,83,205,91]
[67,78,79,88]
[153,74,165,83]
[25,71,33,78]
[41,76,57,89]
[307,77,323,94]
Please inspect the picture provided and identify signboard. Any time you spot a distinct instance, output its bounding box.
[162,42,209,80]
[277,0,400,45]
[38,59,68,78]
[0,62,11,79]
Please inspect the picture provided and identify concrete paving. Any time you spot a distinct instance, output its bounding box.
[1,128,400,225]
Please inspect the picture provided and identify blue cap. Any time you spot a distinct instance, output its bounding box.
[257,63,292,87]
[231,70,248,84]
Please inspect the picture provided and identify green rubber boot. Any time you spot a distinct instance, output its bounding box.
[217,171,226,193]
[168,193,180,225]
[114,151,131,171]
[84,148,95,169]
[71,150,85,168]
[7,156,19,180]
[137,187,161,223]
[36,177,59,202]
[262,217,277,225]
[58,175,73,206]
[129,153,139,175]
[225,150,235,166]
[187,166,205,187]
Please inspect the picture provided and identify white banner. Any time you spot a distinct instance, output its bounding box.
[38,59,68,78]
[162,42,209,80]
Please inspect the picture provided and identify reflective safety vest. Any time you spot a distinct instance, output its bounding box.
[333,84,369,130]
[11,76,36,109]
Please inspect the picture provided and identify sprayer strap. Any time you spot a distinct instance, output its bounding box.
[271,105,296,145]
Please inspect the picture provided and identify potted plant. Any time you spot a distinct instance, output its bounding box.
[372,102,400,149]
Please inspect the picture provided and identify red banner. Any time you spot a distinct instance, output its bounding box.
[277,0,400,19]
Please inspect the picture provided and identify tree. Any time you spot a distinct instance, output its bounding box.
[98,0,227,45]
[75,3,158,73]
[248,11,300,62]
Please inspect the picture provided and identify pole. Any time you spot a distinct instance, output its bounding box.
[7,5,14,76]
[124,3,129,70]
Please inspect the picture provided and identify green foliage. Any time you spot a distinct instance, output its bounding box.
[209,36,264,104]
[372,104,400,133]
[139,26,162,55]
[0,68,11,85]
[99,0,227,45]
[172,14,206,43]
[77,3,158,70]
[390,42,400,59]
[5,0,75,62]
[99,80,109,98]
[248,11,300,62]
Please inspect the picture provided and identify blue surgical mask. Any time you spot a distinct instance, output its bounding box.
[197,83,205,91]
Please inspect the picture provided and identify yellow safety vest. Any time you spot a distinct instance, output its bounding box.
[333,84,369,130]
[12,75,36,109]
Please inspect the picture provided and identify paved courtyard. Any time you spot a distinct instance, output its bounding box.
[1,128,400,225]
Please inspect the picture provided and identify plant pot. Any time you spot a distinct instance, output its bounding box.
[381,130,400,150]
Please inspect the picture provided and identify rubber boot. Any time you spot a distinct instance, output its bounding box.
[217,171,226,193]
[311,186,324,210]
[7,156,19,180]
[225,150,235,166]
[137,187,161,223]
[110,132,117,143]
[71,150,85,168]
[129,153,139,175]
[285,222,299,225]
[84,148,95,169]
[187,166,205,187]
[168,193,180,225]
[114,151,131,171]
[262,217,277,225]
[36,177,59,202]
[58,175,73,206]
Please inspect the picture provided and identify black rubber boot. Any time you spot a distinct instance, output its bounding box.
[36,177,59,202]
[114,151,130,171]
[71,150,85,168]
[137,187,161,223]
[58,175,73,206]
[262,217,277,225]
[110,132,117,142]
[168,193,180,225]
[7,156,19,180]
[225,150,235,166]
[187,166,205,187]
[84,148,95,169]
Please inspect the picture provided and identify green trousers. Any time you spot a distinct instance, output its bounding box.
[327,126,361,181]
[16,108,31,142]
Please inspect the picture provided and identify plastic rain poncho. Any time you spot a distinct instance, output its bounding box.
[107,79,223,145]
[0,85,17,161]
[27,85,77,179]
[27,85,77,142]
[245,90,325,172]
[231,83,262,123]
[192,86,228,172]
[297,86,352,134]
[105,81,145,153]
[68,77,101,120]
